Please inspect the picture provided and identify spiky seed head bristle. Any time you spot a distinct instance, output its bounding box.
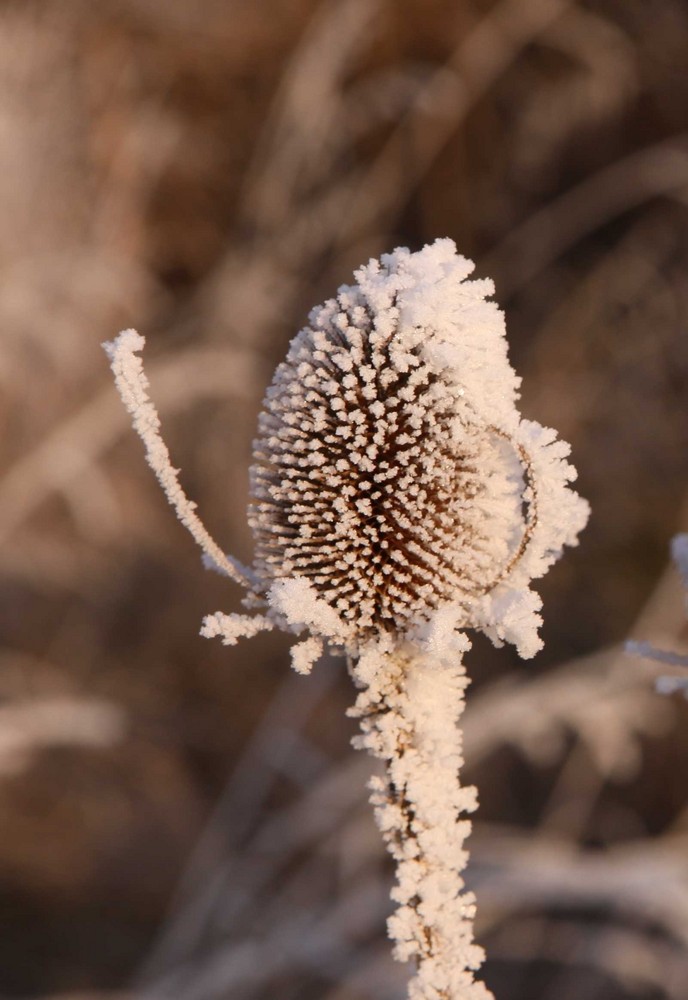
[248,240,537,642]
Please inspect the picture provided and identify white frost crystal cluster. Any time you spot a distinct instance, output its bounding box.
[247,239,588,664]
[105,238,588,1000]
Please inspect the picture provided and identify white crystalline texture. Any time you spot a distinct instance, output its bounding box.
[268,577,346,635]
[350,645,494,1000]
[242,240,588,999]
[103,330,255,590]
[199,612,274,645]
[106,240,589,1000]
[289,636,324,675]
[249,238,588,657]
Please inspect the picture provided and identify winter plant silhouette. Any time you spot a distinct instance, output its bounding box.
[104,239,589,1000]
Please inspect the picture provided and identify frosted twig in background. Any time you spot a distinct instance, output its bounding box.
[672,533,688,589]
[106,239,588,999]
[628,533,688,690]
[0,696,127,777]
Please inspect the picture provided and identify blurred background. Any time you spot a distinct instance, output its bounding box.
[1,0,687,998]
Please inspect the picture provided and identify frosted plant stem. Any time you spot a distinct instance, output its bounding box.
[349,647,494,1000]
[102,330,257,590]
[106,242,588,1000]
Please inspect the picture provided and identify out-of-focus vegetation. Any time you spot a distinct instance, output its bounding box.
[0,1,687,998]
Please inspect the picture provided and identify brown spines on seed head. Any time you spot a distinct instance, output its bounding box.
[248,298,505,639]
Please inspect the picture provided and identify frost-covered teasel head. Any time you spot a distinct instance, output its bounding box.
[104,239,588,671]
[245,239,588,665]
[104,240,589,1000]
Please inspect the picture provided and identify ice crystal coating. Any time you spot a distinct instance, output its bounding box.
[105,238,589,1000]
[349,642,494,1000]
[248,238,589,657]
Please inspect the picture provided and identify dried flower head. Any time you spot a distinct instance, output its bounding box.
[244,239,588,665]
[104,238,589,1000]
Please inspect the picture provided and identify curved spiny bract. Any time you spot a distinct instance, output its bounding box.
[248,241,566,655]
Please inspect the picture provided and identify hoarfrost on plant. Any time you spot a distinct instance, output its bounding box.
[104,238,589,1000]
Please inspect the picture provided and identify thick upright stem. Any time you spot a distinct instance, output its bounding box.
[349,646,493,1000]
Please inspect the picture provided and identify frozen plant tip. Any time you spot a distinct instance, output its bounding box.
[104,239,589,1000]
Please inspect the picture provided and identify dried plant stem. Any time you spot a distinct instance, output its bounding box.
[349,647,493,1000]
[103,330,257,589]
[104,242,587,1000]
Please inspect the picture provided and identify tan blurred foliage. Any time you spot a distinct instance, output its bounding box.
[0,0,687,998]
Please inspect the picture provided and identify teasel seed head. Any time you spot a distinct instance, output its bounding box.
[105,239,590,1000]
[104,238,588,670]
[247,239,588,663]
